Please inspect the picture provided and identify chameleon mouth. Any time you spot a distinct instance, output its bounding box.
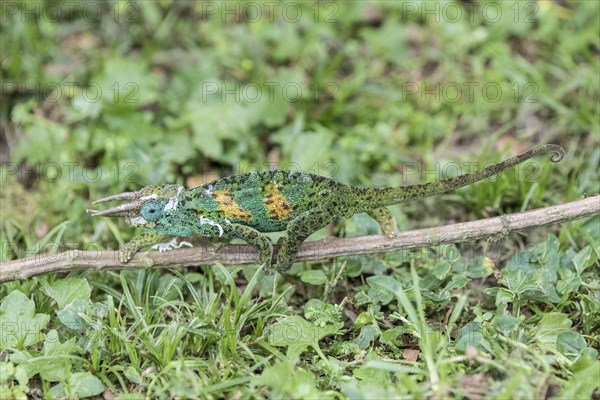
[87,191,140,217]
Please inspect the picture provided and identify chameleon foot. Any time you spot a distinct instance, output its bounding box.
[224,223,274,274]
[368,207,398,239]
[119,246,137,263]
[119,232,171,263]
[274,236,297,273]
[151,238,193,252]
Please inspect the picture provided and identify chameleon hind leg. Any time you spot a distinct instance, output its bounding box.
[225,223,274,274]
[367,207,398,239]
[275,206,339,273]
[120,231,170,263]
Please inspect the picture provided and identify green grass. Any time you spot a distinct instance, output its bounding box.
[1,1,599,398]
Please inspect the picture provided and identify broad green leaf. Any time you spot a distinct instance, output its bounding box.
[556,356,600,400]
[495,288,514,305]
[433,260,452,280]
[0,361,28,386]
[253,361,322,399]
[12,330,78,382]
[467,256,494,279]
[42,277,91,309]
[571,246,595,274]
[493,315,520,331]
[254,68,302,127]
[0,362,15,384]
[353,352,398,384]
[355,325,379,350]
[556,331,586,360]
[124,366,142,384]
[456,322,491,353]
[367,275,402,294]
[534,313,572,344]
[500,237,562,303]
[379,326,406,346]
[70,373,105,397]
[556,269,582,296]
[57,298,89,331]
[366,276,401,306]
[0,290,49,350]
[288,128,334,170]
[49,372,104,398]
[300,270,327,286]
[354,312,375,330]
[96,57,160,107]
[0,361,28,398]
[39,330,78,381]
[445,274,469,291]
[155,274,185,304]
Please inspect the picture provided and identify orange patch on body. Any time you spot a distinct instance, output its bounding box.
[213,190,252,220]
[264,183,292,220]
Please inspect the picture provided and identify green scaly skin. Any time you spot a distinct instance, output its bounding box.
[89,145,564,273]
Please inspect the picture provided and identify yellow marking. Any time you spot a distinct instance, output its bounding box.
[264,183,292,220]
[213,190,252,220]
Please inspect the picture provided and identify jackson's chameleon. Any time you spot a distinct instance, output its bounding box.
[88,144,564,273]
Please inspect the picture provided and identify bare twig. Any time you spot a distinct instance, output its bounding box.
[1,195,598,283]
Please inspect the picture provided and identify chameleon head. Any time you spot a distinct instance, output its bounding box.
[87,185,184,229]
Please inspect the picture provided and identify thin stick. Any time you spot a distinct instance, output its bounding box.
[1,195,598,283]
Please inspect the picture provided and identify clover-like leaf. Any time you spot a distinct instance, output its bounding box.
[267,316,341,360]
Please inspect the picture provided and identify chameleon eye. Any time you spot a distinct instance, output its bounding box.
[140,200,163,222]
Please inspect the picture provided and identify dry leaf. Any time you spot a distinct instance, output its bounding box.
[403,348,420,362]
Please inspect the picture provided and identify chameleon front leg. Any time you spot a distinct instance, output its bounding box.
[120,231,170,263]
[275,207,337,273]
[367,207,398,239]
[225,223,274,274]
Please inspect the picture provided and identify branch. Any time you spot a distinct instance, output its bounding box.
[1,195,598,283]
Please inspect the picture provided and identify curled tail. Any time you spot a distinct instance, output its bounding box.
[363,144,564,207]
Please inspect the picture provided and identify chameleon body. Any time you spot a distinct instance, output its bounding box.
[89,144,564,273]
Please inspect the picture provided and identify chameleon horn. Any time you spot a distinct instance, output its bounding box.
[92,191,138,204]
[86,209,129,217]
[87,202,138,217]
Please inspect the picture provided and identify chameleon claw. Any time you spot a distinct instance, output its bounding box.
[151,238,193,253]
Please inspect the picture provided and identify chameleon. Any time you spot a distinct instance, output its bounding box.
[88,144,564,273]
